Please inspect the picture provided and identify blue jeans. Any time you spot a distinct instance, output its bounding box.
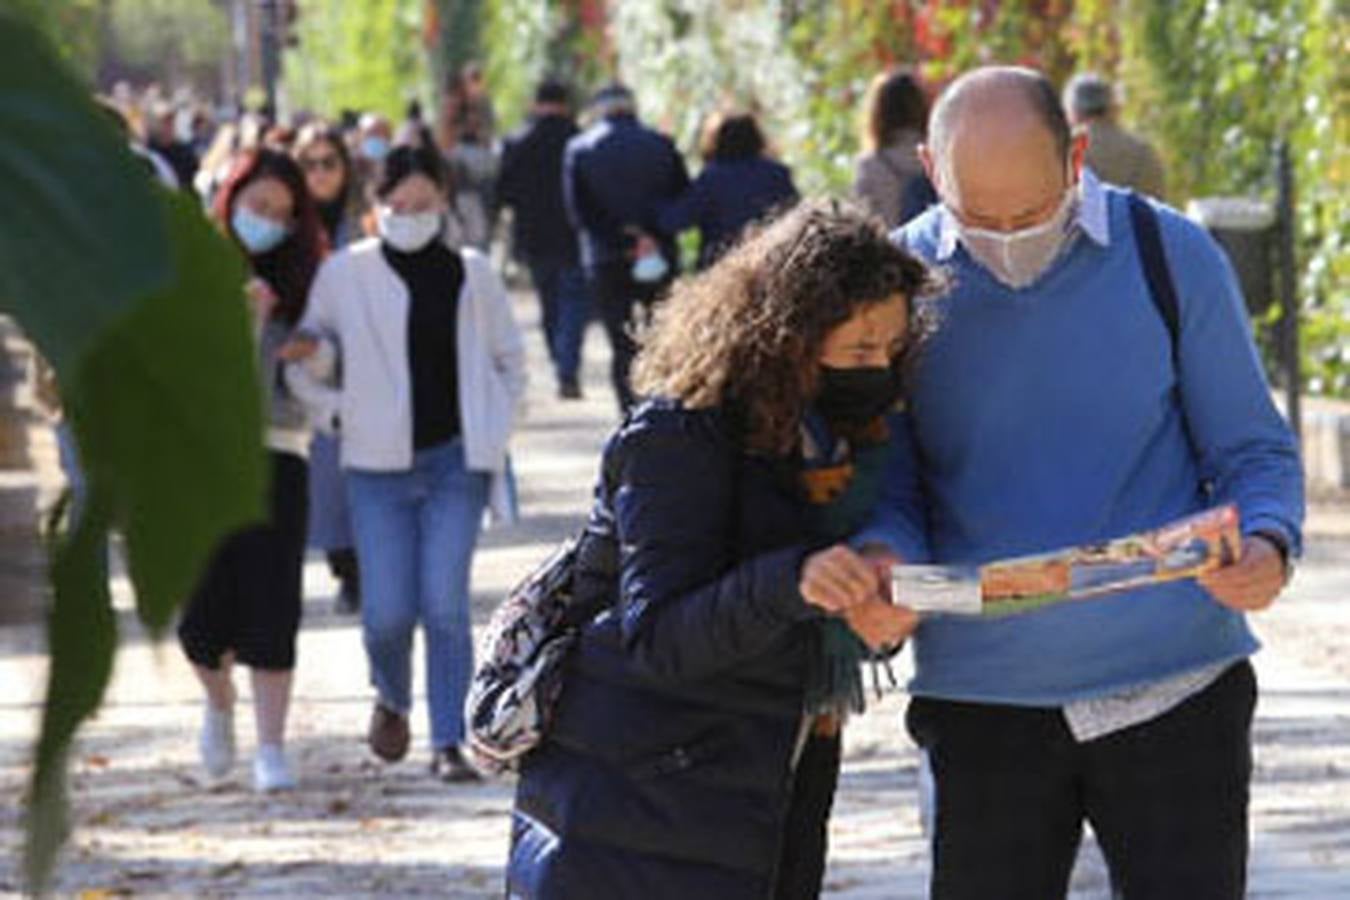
[346,440,489,749]
[528,257,590,384]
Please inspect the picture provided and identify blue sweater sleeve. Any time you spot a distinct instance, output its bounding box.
[610,409,817,684]
[853,410,931,563]
[1161,206,1306,554]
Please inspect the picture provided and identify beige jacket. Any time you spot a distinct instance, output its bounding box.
[1083,120,1167,200]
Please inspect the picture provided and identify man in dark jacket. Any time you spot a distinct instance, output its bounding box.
[563,83,689,412]
[146,102,199,192]
[499,79,590,399]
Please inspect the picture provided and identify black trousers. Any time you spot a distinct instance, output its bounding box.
[586,261,668,413]
[178,451,308,671]
[906,660,1256,900]
[775,733,842,900]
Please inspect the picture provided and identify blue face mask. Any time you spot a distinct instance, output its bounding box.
[361,136,390,162]
[631,249,670,284]
[232,206,291,255]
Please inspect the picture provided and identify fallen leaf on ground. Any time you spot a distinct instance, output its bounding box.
[209,860,246,879]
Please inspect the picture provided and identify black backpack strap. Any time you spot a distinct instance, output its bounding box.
[1128,193,1215,493]
[1127,193,1181,370]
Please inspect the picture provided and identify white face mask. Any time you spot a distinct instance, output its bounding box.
[377,206,442,253]
[951,186,1078,289]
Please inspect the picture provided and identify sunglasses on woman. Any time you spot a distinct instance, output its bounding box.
[299,154,342,173]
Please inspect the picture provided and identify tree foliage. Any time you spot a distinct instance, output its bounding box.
[8,0,102,78]
[284,0,430,119]
[109,0,230,74]
[476,0,1347,395]
[480,0,609,133]
[1121,0,1350,394]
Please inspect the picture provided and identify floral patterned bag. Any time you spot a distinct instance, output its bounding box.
[464,537,585,775]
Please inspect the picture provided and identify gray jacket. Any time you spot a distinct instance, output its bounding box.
[258,317,310,457]
[853,132,926,229]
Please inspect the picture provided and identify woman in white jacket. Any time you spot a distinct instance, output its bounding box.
[288,145,526,782]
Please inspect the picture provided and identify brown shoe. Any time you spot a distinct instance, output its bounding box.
[430,745,481,783]
[367,703,410,762]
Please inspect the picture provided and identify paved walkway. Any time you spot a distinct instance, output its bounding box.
[2,293,1349,897]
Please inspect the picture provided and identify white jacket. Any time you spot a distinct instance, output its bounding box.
[287,238,527,524]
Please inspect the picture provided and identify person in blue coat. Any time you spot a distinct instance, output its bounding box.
[563,83,689,412]
[506,200,944,898]
[498,79,590,400]
[657,110,799,269]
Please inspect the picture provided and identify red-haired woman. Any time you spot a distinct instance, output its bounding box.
[177,149,326,793]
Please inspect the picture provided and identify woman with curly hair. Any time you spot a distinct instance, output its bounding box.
[506,199,944,898]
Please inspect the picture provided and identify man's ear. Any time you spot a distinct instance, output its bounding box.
[918,143,936,184]
[1069,132,1089,180]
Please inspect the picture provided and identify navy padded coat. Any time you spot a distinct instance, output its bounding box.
[506,400,828,899]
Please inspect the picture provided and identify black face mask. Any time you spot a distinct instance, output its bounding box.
[815,365,902,425]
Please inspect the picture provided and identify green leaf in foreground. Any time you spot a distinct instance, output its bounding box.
[75,191,267,632]
[21,189,266,893]
[22,483,115,890]
[0,14,267,888]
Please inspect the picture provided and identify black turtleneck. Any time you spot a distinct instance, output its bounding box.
[318,197,346,243]
[381,240,464,450]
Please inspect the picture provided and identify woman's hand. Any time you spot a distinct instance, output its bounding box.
[800,544,884,613]
[246,277,278,324]
[843,599,919,652]
[277,334,320,362]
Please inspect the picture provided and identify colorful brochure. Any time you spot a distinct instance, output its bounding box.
[892,505,1242,617]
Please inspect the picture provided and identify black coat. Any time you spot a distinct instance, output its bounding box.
[507,401,827,899]
[498,113,581,264]
[562,114,690,269]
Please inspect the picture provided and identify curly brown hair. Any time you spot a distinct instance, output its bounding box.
[631,198,944,455]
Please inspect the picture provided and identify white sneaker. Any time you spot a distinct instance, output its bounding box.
[253,743,296,793]
[199,704,236,780]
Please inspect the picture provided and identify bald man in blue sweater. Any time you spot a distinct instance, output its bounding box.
[861,67,1303,899]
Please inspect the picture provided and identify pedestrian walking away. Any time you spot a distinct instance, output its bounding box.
[498,78,591,400]
[853,69,936,230]
[563,82,689,412]
[1063,72,1167,200]
[656,109,799,270]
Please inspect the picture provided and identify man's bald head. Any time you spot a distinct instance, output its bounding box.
[920,67,1083,233]
[928,67,1071,169]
